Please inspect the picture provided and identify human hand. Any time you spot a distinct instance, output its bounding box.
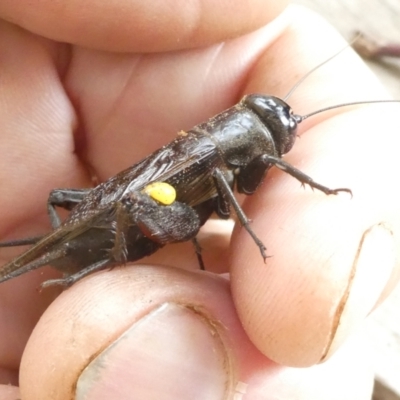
[0,1,399,399]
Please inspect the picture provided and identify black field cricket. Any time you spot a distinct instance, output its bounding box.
[0,52,398,288]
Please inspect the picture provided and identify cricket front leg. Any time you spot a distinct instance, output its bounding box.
[238,154,351,196]
[260,155,352,196]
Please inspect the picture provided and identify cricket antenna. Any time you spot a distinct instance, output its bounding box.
[284,35,400,122]
[283,38,358,101]
[296,99,400,122]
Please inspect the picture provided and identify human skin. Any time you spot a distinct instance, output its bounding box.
[0,1,399,399]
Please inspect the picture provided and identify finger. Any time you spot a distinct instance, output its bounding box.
[0,0,289,52]
[19,265,373,399]
[230,6,400,366]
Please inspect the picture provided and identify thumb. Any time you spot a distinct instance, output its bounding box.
[19,265,374,400]
[20,265,258,399]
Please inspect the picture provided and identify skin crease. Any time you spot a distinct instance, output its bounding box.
[0,1,399,399]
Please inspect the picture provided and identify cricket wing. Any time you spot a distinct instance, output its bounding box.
[67,133,220,221]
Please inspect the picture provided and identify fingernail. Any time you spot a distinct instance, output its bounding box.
[322,223,395,360]
[76,303,232,400]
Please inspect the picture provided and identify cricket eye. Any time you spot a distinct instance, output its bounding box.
[142,182,177,205]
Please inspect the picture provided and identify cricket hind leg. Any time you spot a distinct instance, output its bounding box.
[0,235,44,247]
[40,258,111,289]
[133,196,205,269]
[135,200,201,244]
[0,189,90,248]
[48,188,91,228]
[0,247,68,284]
